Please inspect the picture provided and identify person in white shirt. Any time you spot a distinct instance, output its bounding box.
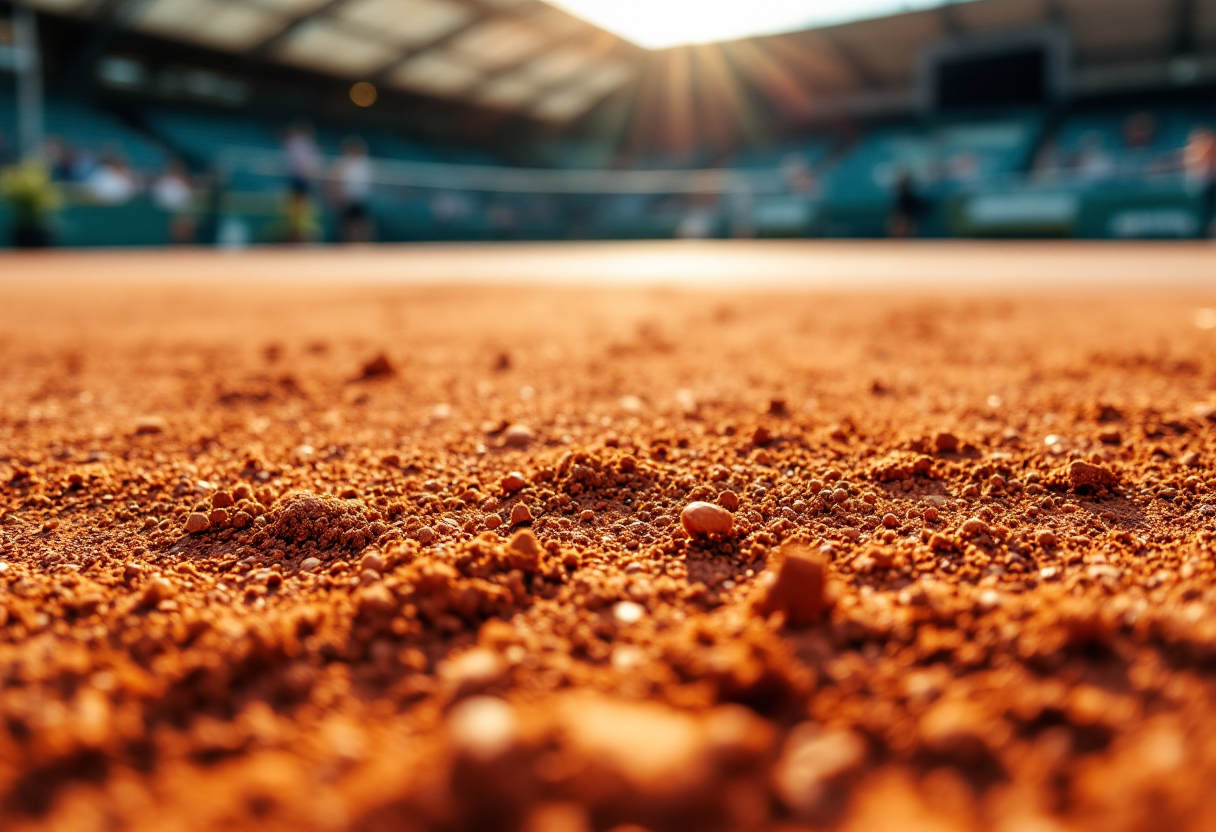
[1075,133,1115,182]
[88,153,138,204]
[330,137,373,243]
[152,160,196,244]
[284,124,320,193]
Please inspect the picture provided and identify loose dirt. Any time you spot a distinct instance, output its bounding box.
[2,247,1216,832]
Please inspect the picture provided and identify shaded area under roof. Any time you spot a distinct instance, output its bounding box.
[15,0,641,122]
[13,0,1216,134]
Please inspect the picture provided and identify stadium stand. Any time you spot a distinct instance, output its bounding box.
[0,90,166,171]
[1040,106,1216,181]
[2,0,1214,246]
[817,114,1045,237]
[142,108,278,167]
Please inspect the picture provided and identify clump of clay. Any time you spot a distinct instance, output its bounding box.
[356,353,395,380]
[754,543,834,626]
[252,490,386,556]
[1067,459,1118,491]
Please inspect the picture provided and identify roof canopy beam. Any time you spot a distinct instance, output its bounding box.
[369,10,496,86]
[517,57,605,113]
[1174,0,1196,55]
[249,0,353,58]
[936,0,966,37]
[61,0,153,92]
[819,33,882,90]
[461,30,631,104]
[92,0,154,26]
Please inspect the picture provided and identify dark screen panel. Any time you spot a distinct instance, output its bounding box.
[936,48,1046,111]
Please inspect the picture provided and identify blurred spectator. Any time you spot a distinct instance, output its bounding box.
[782,153,817,194]
[44,136,90,182]
[282,125,320,244]
[488,201,520,240]
[1184,126,1216,237]
[152,160,196,244]
[43,136,64,172]
[888,169,927,238]
[924,157,946,186]
[677,194,719,239]
[1,158,60,247]
[1123,112,1157,150]
[284,123,320,193]
[330,137,373,244]
[1075,133,1115,182]
[947,151,981,184]
[1031,140,1063,181]
[431,190,473,237]
[676,209,715,239]
[87,153,138,204]
[283,190,312,243]
[282,186,320,245]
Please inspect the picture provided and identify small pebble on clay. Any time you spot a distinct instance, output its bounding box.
[440,648,507,699]
[510,503,534,525]
[960,517,989,537]
[507,528,542,556]
[773,724,867,822]
[184,512,210,533]
[680,501,733,537]
[503,424,535,448]
[448,696,517,762]
[505,529,542,570]
[133,416,167,435]
[500,471,527,492]
[613,600,645,624]
[139,576,174,606]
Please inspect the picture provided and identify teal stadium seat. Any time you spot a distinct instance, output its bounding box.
[0,91,167,171]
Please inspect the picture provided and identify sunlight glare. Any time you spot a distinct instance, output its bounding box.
[547,0,966,49]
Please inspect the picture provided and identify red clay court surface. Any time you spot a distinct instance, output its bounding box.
[2,241,1216,832]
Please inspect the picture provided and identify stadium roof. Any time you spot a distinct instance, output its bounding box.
[15,0,1216,127]
[17,0,642,122]
[724,0,1216,106]
[621,0,1216,131]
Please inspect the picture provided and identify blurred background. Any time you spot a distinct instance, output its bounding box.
[0,0,1213,249]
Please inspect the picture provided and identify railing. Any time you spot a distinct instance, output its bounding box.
[214,146,790,196]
